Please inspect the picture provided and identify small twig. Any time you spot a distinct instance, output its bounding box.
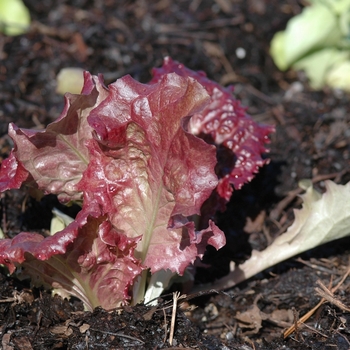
[246,338,256,350]
[0,290,32,306]
[89,328,144,344]
[295,258,341,275]
[302,322,328,338]
[331,261,350,293]
[162,307,167,344]
[292,307,299,341]
[284,262,350,338]
[315,269,350,313]
[245,84,276,106]
[0,296,18,303]
[30,21,72,40]
[283,298,324,338]
[151,289,221,305]
[315,285,350,312]
[169,291,181,346]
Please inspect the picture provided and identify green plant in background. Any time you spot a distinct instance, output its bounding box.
[0,0,30,36]
[56,67,86,95]
[270,0,350,91]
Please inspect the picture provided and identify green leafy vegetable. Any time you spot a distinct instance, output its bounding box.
[270,0,350,91]
[0,0,31,36]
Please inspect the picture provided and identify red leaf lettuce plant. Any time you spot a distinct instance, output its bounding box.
[0,57,273,310]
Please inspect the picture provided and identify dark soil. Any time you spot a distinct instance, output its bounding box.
[1,1,350,349]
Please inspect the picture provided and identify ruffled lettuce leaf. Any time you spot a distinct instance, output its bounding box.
[0,73,108,202]
[0,150,30,191]
[150,57,274,204]
[0,205,143,310]
[0,70,226,309]
[83,73,225,275]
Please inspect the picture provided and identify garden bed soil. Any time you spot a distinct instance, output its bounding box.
[1,1,350,349]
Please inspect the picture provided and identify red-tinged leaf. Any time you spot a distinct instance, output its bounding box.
[144,217,225,273]
[79,72,225,274]
[71,218,143,309]
[4,72,108,202]
[0,66,229,308]
[0,203,142,310]
[0,150,30,192]
[151,57,275,202]
[0,202,98,273]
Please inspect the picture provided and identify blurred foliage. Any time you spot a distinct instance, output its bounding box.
[270,0,350,91]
